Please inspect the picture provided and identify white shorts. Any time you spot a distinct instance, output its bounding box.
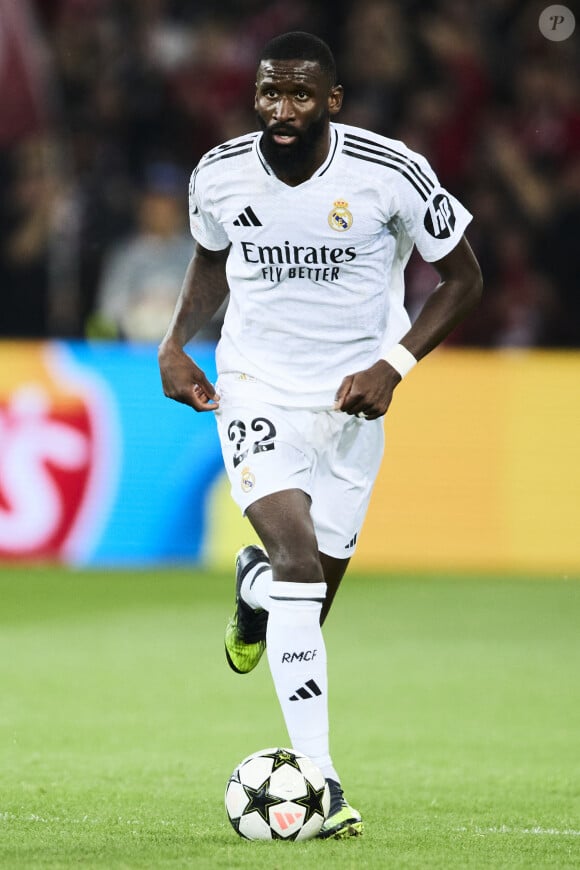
[214,375,384,559]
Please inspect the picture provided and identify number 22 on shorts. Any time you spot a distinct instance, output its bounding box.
[227,417,277,469]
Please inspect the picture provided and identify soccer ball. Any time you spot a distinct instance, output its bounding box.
[225,747,330,840]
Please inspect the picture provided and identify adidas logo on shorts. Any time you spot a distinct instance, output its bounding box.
[344,532,358,550]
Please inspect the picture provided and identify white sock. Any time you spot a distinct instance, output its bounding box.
[265,581,339,782]
[241,561,272,612]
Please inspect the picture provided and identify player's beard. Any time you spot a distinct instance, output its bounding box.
[257,111,329,176]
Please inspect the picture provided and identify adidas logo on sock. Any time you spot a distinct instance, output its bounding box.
[233,206,262,227]
[289,679,322,701]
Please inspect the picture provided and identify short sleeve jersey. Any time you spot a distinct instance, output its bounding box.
[190,122,472,407]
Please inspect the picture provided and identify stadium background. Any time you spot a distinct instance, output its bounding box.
[0,0,579,573]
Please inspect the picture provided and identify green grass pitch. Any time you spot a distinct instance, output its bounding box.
[1,566,579,869]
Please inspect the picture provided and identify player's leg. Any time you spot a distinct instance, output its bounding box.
[245,488,332,783]
[216,396,364,836]
[225,487,324,671]
[246,488,324,582]
[242,488,362,838]
[238,549,350,626]
[318,552,350,625]
[311,412,384,626]
[218,392,317,675]
[310,414,383,837]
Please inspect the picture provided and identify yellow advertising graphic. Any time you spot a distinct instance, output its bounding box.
[362,350,580,573]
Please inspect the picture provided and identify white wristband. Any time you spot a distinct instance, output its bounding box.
[381,343,417,378]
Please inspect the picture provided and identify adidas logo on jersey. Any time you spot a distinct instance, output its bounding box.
[289,679,322,701]
[233,206,262,227]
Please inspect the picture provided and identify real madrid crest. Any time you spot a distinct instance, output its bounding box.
[241,466,255,493]
[328,199,353,232]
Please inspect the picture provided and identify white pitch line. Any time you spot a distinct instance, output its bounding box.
[0,811,178,827]
[457,825,580,837]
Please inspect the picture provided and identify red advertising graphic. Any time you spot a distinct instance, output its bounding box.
[0,343,118,562]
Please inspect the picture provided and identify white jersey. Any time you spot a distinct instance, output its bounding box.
[189,122,472,407]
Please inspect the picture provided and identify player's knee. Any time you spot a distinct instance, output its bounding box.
[270,545,323,583]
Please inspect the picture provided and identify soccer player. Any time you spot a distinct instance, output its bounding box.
[158,31,482,839]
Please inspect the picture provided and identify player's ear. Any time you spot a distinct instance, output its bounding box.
[328,84,343,116]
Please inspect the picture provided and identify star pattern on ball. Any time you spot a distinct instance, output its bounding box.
[293,779,327,824]
[241,777,285,824]
[260,749,302,772]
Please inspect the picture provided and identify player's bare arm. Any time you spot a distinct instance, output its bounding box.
[398,235,483,361]
[158,243,230,411]
[335,236,482,419]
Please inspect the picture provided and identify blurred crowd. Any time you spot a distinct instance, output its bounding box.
[0,0,578,346]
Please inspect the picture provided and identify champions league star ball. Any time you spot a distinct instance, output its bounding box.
[225,747,330,840]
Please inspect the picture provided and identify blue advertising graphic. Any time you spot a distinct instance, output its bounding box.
[0,341,223,565]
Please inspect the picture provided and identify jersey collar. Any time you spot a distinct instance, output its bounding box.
[256,126,339,183]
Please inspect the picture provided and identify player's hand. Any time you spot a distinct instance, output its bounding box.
[158,342,220,412]
[334,360,401,420]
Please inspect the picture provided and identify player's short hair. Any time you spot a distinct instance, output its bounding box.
[259,32,336,85]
